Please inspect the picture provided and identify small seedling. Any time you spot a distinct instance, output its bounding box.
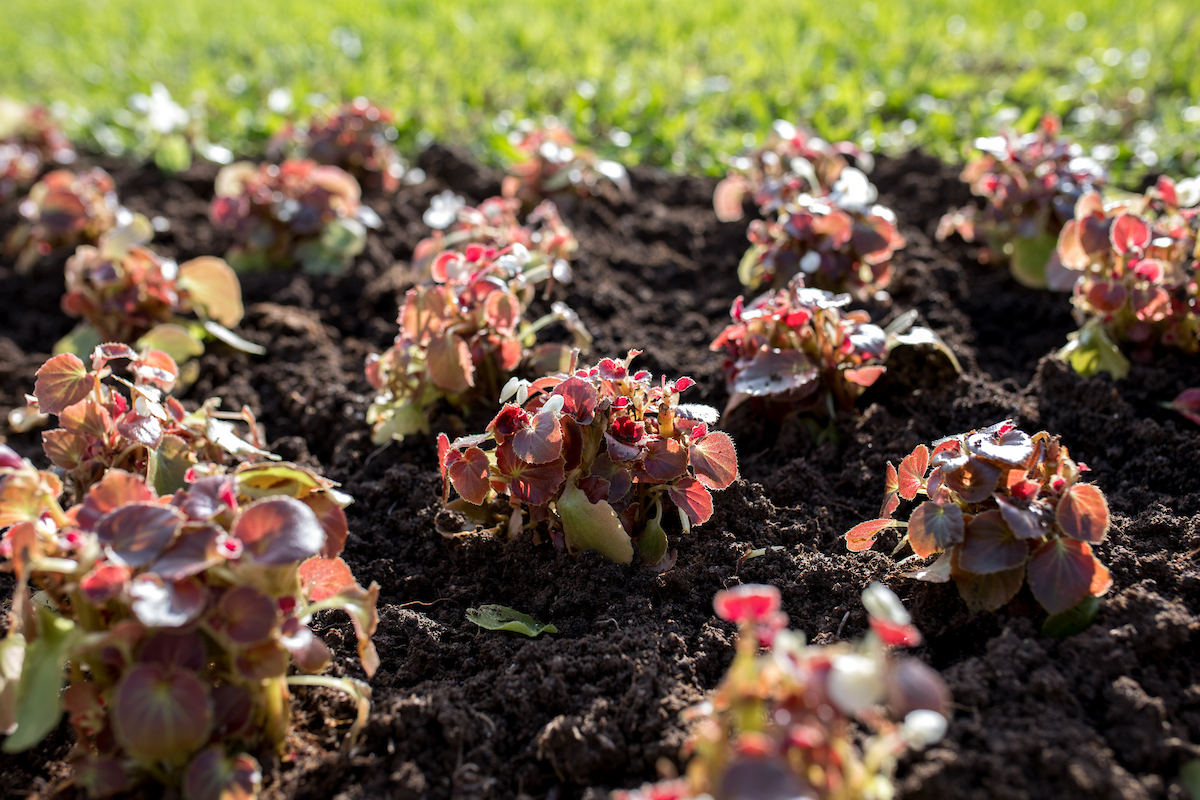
[615,583,950,800]
[0,98,76,202]
[0,452,378,799]
[466,605,557,637]
[846,420,1113,619]
[366,240,591,443]
[5,168,135,274]
[1055,178,1200,379]
[711,277,960,417]
[500,122,630,208]
[437,350,738,566]
[937,113,1108,289]
[210,159,380,273]
[273,98,408,193]
[58,225,262,362]
[713,119,871,222]
[26,346,276,499]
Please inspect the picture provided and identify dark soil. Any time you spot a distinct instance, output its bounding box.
[1,146,1198,800]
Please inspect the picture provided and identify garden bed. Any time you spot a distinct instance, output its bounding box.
[0,145,1197,800]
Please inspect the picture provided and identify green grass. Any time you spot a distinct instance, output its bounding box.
[1,0,1198,180]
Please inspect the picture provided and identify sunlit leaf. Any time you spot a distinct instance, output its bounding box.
[845,518,898,552]
[667,476,714,526]
[642,438,688,482]
[42,429,87,470]
[897,445,929,501]
[466,605,557,637]
[97,502,185,568]
[178,256,244,328]
[689,431,738,490]
[1027,538,1098,614]
[34,353,92,415]
[298,556,356,602]
[128,575,207,628]
[215,586,277,644]
[511,407,563,465]
[1056,483,1110,543]
[183,748,262,800]
[2,609,75,753]
[426,333,474,393]
[958,510,1028,574]
[232,496,325,566]
[557,472,633,564]
[301,493,349,559]
[907,501,964,559]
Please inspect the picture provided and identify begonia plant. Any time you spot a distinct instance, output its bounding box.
[0,98,76,203]
[272,98,408,193]
[936,113,1108,289]
[366,240,591,444]
[710,277,960,418]
[210,159,380,274]
[0,447,378,799]
[436,350,738,566]
[5,168,136,274]
[1054,177,1200,379]
[414,193,578,282]
[846,421,1113,618]
[713,119,872,223]
[57,225,263,362]
[25,346,275,499]
[614,582,950,800]
[500,122,630,209]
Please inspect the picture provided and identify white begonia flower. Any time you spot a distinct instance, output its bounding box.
[500,377,531,405]
[772,119,797,140]
[900,709,948,749]
[862,582,911,625]
[267,87,293,115]
[800,251,822,274]
[552,258,573,284]
[510,242,532,266]
[829,167,878,213]
[827,653,884,716]
[131,83,190,135]
[1176,177,1200,208]
[423,190,465,230]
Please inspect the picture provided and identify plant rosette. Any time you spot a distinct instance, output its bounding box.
[713,118,873,223]
[1054,177,1200,380]
[437,350,738,567]
[737,168,904,297]
[936,113,1109,289]
[500,122,630,210]
[711,277,960,418]
[845,421,1114,623]
[615,583,950,800]
[4,168,140,274]
[20,346,277,499]
[210,158,380,274]
[0,98,76,203]
[58,225,262,364]
[0,451,377,799]
[272,97,408,194]
[365,240,592,444]
[414,193,578,282]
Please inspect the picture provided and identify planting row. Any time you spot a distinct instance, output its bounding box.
[0,97,1194,799]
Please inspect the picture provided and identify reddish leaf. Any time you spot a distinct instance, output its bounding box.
[1086,281,1127,312]
[426,334,475,393]
[946,457,1001,503]
[869,617,922,647]
[183,748,262,800]
[996,495,1046,540]
[116,412,163,449]
[642,438,688,483]
[952,562,1026,613]
[907,501,964,559]
[91,343,139,369]
[77,470,155,531]
[886,656,951,718]
[97,502,185,568]
[551,376,599,424]
[232,496,325,566]
[280,616,332,674]
[713,175,748,222]
[484,290,520,334]
[1110,213,1150,255]
[133,350,179,391]
[446,446,491,505]
[151,527,222,581]
[298,556,356,602]
[884,462,900,495]
[713,584,781,624]
[111,664,212,762]
[730,349,817,398]
[844,365,885,387]
[437,432,451,503]
[34,353,92,415]
[1056,483,1110,543]
[511,407,563,464]
[302,493,349,559]
[668,477,713,525]
[59,399,111,439]
[689,431,739,490]
[845,518,897,552]
[1027,538,1099,614]
[216,586,278,644]
[140,631,206,672]
[495,442,565,506]
[42,429,88,470]
[880,491,900,518]
[897,445,929,501]
[80,563,132,604]
[1090,556,1114,597]
[958,510,1028,574]
[235,641,289,681]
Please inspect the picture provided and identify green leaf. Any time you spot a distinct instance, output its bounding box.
[52,323,104,359]
[3,609,76,753]
[1180,759,1200,800]
[154,134,192,174]
[466,605,557,637]
[638,499,668,566]
[138,323,206,364]
[202,320,266,356]
[1041,594,1100,639]
[1058,319,1130,380]
[1008,232,1058,289]
[149,434,196,497]
[557,471,633,564]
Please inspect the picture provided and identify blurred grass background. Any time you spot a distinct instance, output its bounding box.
[1,0,1197,180]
